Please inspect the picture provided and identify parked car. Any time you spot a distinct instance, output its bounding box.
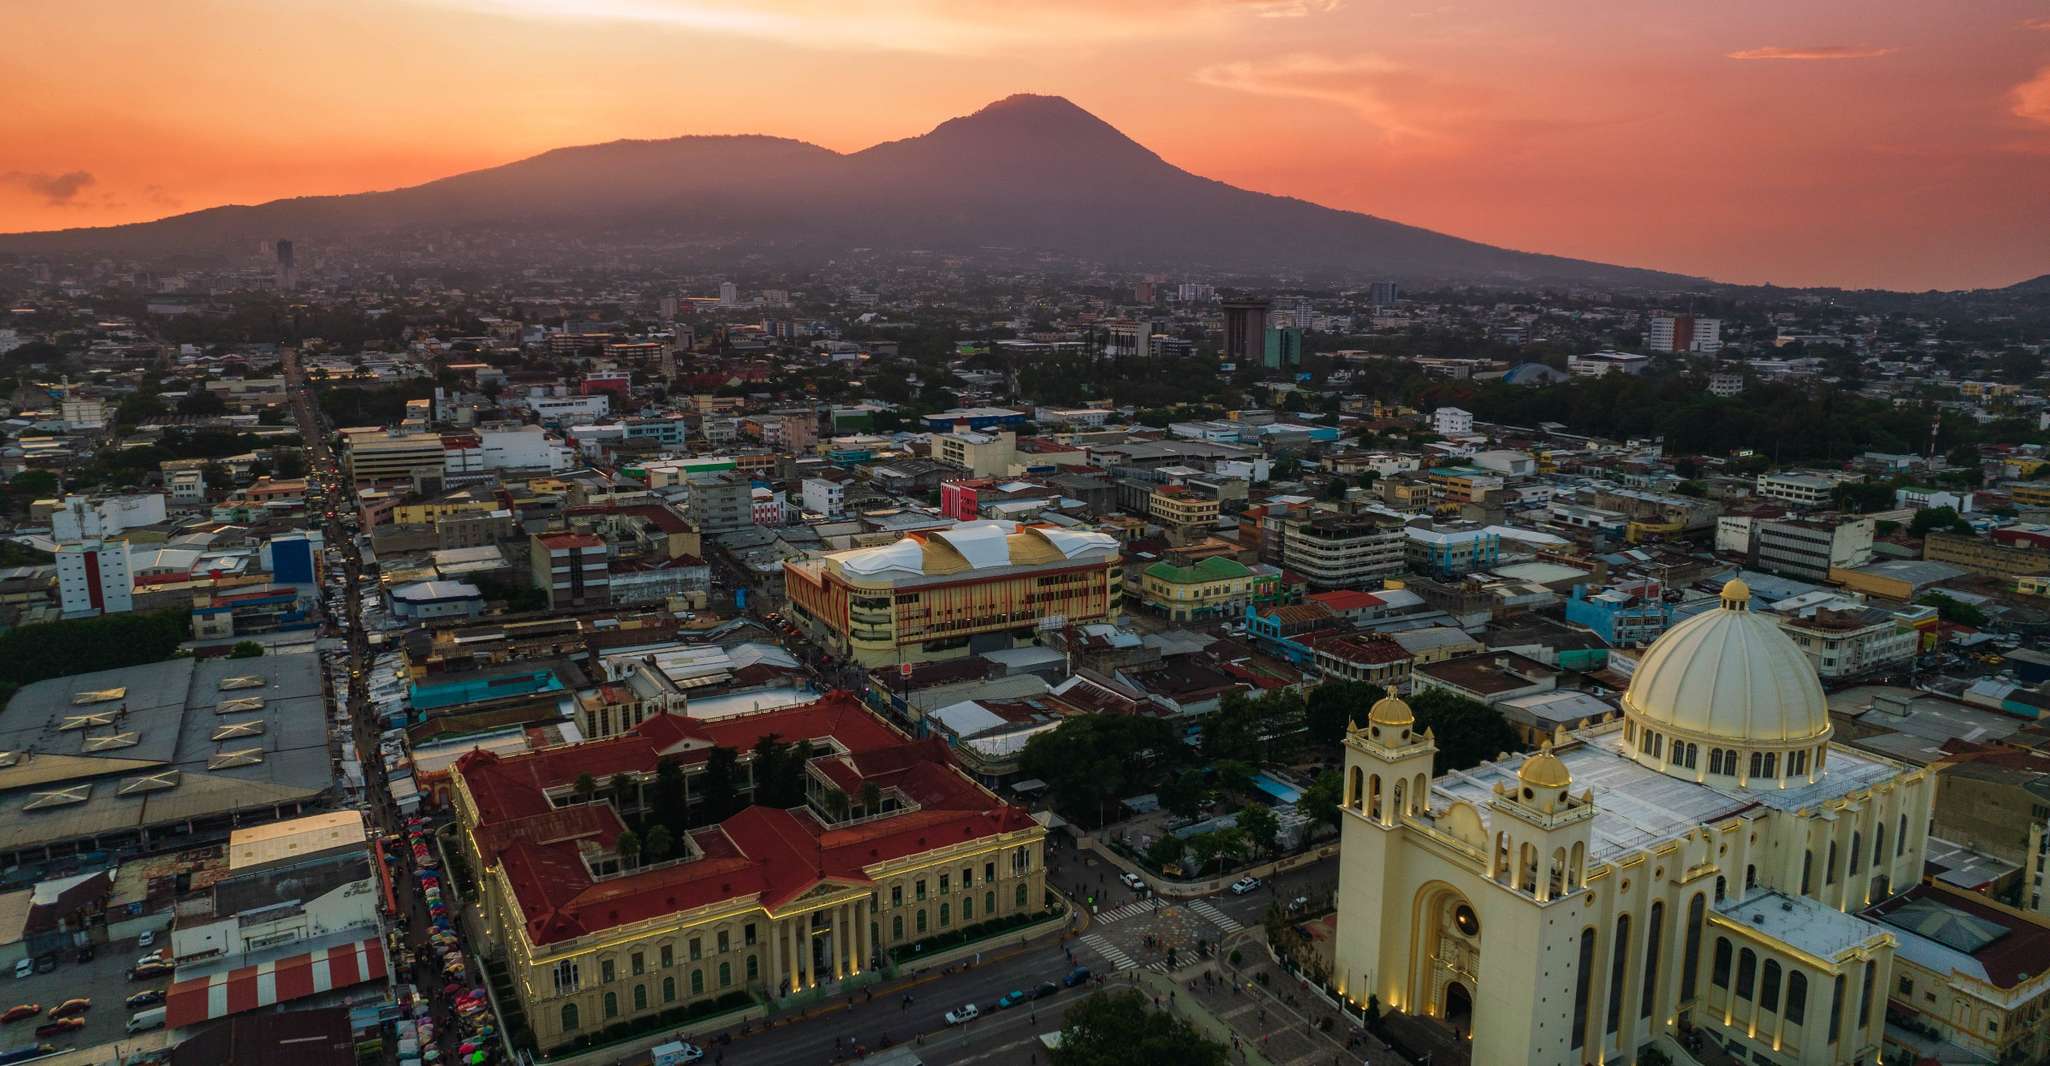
[944,1004,980,1025]
[994,990,1027,1010]
[127,965,171,982]
[8,962,26,981]
[0,1005,37,1025]
[124,989,165,1009]
[1034,981,1059,999]
[33,1017,82,1038]
[137,930,155,948]
[49,999,89,1019]
[1230,876,1262,895]
[73,946,94,964]
[1063,966,1092,988]
[135,951,166,968]
[30,957,53,976]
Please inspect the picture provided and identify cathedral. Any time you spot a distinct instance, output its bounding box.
[1334,580,1933,1065]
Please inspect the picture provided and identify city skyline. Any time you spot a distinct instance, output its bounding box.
[4,0,2049,290]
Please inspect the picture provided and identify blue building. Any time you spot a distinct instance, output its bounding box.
[922,407,1026,433]
[264,532,319,586]
[1564,584,1672,648]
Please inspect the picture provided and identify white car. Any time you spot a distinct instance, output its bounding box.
[1230,876,1262,895]
[1118,872,1147,892]
[945,1003,980,1025]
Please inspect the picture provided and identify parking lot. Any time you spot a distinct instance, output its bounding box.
[0,934,168,1056]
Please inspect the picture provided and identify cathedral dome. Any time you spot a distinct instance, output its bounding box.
[1621,578,1831,785]
[1518,744,1572,789]
[1368,695,1414,727]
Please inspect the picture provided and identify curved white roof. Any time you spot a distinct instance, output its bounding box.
[837,537,927,578]
[1036,527,1117,559]
[1624,584,1828,746]
[935,521,1015,569]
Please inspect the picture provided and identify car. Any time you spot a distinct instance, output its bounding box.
[34,1017,84,1038]
[124,990,165,1009]
[138,930,155,948]
[136,951,166,968]
[1118,872,1147,892]
[994,990,1027,1010]
[1063,966,1092,988]
[9,961,26,980]
[0,1005,39,1024]
[1230,876,1262,895]
[73,945,94,964]
[30,957,53,976]
[1033,982,1059,1000]
[944,1004,980,1025]
[49,999,89,1019]
[127,966,171,982]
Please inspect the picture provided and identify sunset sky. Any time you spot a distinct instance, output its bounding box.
[4,0,2048,290]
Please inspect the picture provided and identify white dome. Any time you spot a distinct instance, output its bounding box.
[1623,581,1829,746]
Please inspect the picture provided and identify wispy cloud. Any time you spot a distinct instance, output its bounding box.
[0,169,96,205]
[1726,45,1896,61]
[2014,66,2050,127]
[1193,52,1478,143]
[1225,0,1342,17]
[2025,17,2050,31]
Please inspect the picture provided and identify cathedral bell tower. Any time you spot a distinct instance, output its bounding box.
[1333,695,1436,1007]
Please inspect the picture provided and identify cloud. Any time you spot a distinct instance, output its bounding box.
[1725,45,1896,61]
[1225,0,1342,17]
[1193,52,1481,143]
[2014,67,2050,127]
[2026,17,2050,30]
[143,184,182,208]
[1,169,96,204]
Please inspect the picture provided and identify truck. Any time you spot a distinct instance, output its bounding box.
[127,1007,166,1034]
[0,1046,57,1066]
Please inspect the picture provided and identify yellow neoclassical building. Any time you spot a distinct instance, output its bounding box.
[1333,580,1935,1065]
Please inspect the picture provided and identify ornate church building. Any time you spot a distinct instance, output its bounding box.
[1334,581,1933,1065]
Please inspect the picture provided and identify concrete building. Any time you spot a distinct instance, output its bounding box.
[684,473,754,534]
[1221,297,1269,367]
[1756,517,1874,582]
[1432,407,1474,436]
[1138,556,1279,621]
[1922,530,2050,580]
[1756,472,1837,507]
[1282,513,1406,589]
[1708,370,1745,398]
[343,431,447,487]
[531,531,610,610]
[1564,584,1671,647]
[389,580,486,622]
[1647,313,1722,354]
[784,521,1122,668]
[933,429,1018,478]
[801,477,845,518]
[1567,350,1651,377]
[1775,607,1921,680]
[1332,579,1933,1066]
[56,538,133,617]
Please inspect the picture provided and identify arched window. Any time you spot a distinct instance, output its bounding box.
[939,903,951,928]
[986,890,996,915]
[1016,884,1028,909]
[1736,949,1757,1000]
[719,962,732,988]
[633,984,647,1011]
[1708,749,1723,775]
[1714,875,1726,902]
[963,895,974,921]
[1391,779,1406,820]
[1760,961,1782,1014]
[1745,864,1757,890]
[1858,961,1876,1029]
[1347,767,1363,809]
[1873,824,1886,868]
[746,956,758,981]
[916,909,927,933]
[1712,938,1733,989]
[603,991,618,1019]
[1849,832,1863,875]
[1640,902,1664,1020]
[1749,751,1763,778]
[892,915,904,941]
[1802,850,1814,894]
[561,1002,579,1033]
[1827,841,1839,885]
[1897,814,1907,856]
[1679,894,1706,1002]
[1786,972,1808,1026]
[1368,774,1382,819]
[1762,752,1776,778]
[1570,927,1596,1051]
[662,975,675,1003]
[690,969,704,995]
[1607,914,1631,1035]
[1828,975,1846,1043]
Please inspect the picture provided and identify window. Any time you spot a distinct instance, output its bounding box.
[986,890,996,915]
[1786,972,1807,1026]
[601,958,616,983]
[1850,832,1863,875]
[962,866,973,888]
[1802,851,1814,895]
[719,962,732,989]
[1827,842,1839,885]
[1712,938,1733,989]
[663,975,676,1003]
[745,923,758,946]
[552,961,581,995]
[561,1003,579,1033]
[660,945,673,968]
[986,861,997,883]
[1828,975,1845,1043]
[717,931,730,954]
[1736,949,1756,1000]
[916,879,928,901]
[916,910,927,933]
[1858,962,1875,1029]
[1873,825,1886,868]
[892,915,904,940]
[1607,915,1631,1035]
[1897,814,1908,856]
[1760,961,1781,1013]
[1680,894,1706,1002]
[939,903,951,928]
[746,956,759,981]
[1762,752,1776,778]
[631,951,645,976]
[689,937,702,961]
[1749,751,1763,778]
[603,992,618,1019]
[1641,902,1664,1020]
[690,969,704,995]
[1017,884,1029,909]
[963,896,974,921]
[940,874,950,896]
[633,984,648,1011]
[891,886,903,907]
[1571,927,1596,1050]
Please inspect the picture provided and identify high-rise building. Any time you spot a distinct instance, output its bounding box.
[1647,313,1722,354]
[1263,325,1303,369]
[1368,280,1400,307]
[56,539,133,618]
[274,239,296,291]
[1105,320,1151,359]
[530,531,611,610]
[718,281,739,307]
[1221,297,1270,366]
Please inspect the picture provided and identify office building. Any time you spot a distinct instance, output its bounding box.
[1368,281,1400,307]
[1281,513,1406,589]
[1432,407,1473,436]
[1567,350,1652,377]
[1263,325,1303,370]
[1647,313,1722,354]
[1221,297,1269,367]
[531,531,611,610]
[56,539,133,617]
[1756,472,1837,506]
[343,432,448,487]
[1756,517,1875,581]
[784,520,1122,667]
[274,238,296,291]
[683,473,754,534]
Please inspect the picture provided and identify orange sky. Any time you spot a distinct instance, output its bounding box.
[5,0,2049,290]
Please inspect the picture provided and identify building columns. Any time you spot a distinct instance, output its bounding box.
[767,918,784,996]
[829,904,845,980]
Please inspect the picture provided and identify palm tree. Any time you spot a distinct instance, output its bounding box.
[616,829,641,868]
[644,825,674,862]
[859,781,883,818]
[572,773,597,806]
[824,789,851,822]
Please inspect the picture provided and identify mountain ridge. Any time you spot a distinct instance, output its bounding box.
[0,94,1692,285]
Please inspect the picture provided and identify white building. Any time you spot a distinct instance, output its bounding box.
[56,539,134,617]
[801,478,845,518]
[1708,371,1745,398]
[1568,350,1652,377]
[752,487,786,527]
[525,394,611,425]
[1756,516,1876,581]
[59,397,106,429]
[49,494,168,541]
[1647,313,1723,354]
[1756,472,1836,506]
[1894,486,1972,514]
[167,468,207,506]
[719,281,739,306]
[1775,605,1922,680]
[1432,407,1474,436]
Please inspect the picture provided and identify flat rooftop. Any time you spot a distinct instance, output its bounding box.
[1716,889,1885,963]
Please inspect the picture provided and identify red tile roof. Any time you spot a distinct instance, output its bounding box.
[456,694,1034,946]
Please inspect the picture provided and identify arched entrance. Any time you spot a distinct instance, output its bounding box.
[1406,882,1481,1026]
[1442,981,1473,1035]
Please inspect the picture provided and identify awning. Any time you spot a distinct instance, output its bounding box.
[166,936,388,1028]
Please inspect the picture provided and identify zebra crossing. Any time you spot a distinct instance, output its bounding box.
[1078,933,1138,972]
[1092,897,1163,924]
[1186,899,1245,934]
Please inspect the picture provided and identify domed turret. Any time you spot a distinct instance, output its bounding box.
[1368,695,1414,727]
[1518,743,1572,790]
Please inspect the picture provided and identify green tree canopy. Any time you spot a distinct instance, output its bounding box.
[1408,689,1525,773]
[1020,714,1183,827]
[1304,679,1385,751]
[1051,990,1229,1066]
[1236,803,1280,857]
[1299,771,1344,833]
[1908,506,1973,537]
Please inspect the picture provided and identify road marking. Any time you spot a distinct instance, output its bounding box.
[1187,899,1245,933]
[1092,898,1162,924]
[1078,933,1137,972]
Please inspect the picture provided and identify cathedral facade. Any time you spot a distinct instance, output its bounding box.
[1334,581,1933,1065]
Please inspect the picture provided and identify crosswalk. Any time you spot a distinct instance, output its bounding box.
[1186,899,1244,934]
[1078,933,1137,972]
[1093,898,1163,924]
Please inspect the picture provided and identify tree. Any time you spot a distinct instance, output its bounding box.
[1202,689,1305,763]
[701,746,741,823]
[1908,506,1973,537]
[609,773,638,815]
[1946,444,1982,469]
[1304,679,1384,751]
[1020,714,1183,826]
[859,780,883,817]
[615,828,641,867]
[1159,769,1208,822]
[824,788,851,822]
[1299,771,1344,833]
[0,609,192,689]
[227,641,264,659]
[643,824,674,861]
[1918,592,1987,628]
[572,773,597,806]
[1145,835,1186,870]
[1236,803,1280,858]
[1407,689,1524,773]
[1050,989,1229,1066]
[653,759,687,831]
[9,469,58,499]
[177,389,228,416]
